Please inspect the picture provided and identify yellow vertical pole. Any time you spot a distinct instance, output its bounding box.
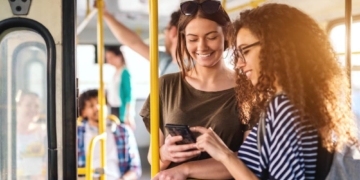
[96,0,106,180]
[345,0,352,98]
[222,0,227,8]
[86,0,91,16]
[149,0,160,177]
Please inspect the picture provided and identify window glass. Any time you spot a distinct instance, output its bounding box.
[329,22,360,137]
[0,30,48,180]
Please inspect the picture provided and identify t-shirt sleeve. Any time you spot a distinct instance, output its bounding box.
[139,77,164,133]
[263,99,311,180]
[139,95,151,132]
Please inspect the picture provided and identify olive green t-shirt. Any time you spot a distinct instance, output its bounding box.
[140,72,246,168]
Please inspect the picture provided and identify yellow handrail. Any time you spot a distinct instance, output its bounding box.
[86,0,91,16]
[86,133,107,180]
[225,0,266,13]
[78,168,87,175]
[77,9,98,35]
[336,51,360,56]
[76,114,121,177]
[96,0,106,179]
[149,0,160,177]
[107,115,121,125]
[222,0,227,8]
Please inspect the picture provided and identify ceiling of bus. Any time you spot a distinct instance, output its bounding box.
[77,0,360,44]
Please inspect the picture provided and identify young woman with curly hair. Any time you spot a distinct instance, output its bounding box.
[192,3,359,180]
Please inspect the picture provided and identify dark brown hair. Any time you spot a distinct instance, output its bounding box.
[169,10,181,28]
[78,89,98,117]
[105,46,126,65]
[233,3,358,151]
[176,0,233,77]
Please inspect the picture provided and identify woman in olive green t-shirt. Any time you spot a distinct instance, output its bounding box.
[140,1,251,179]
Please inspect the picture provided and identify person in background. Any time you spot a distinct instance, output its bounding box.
[96,3,181,75]
[78,89,141,180]
[105,46,135,129]
[16,91,46,180]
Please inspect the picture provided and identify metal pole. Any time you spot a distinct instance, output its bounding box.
[77,9,98,35]
[96,0,106,179]
[149,0,160,177]
[345,0,352,103]
[225,0,266,13]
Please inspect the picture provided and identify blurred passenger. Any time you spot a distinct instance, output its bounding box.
[141,0,250,179]
[105,46,135,129]
[187,3,359,180]
[95,3,181,75]
[78,89,141,180]
[16,91,46,180]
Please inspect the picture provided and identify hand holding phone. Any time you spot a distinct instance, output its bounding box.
[165,124,196,145]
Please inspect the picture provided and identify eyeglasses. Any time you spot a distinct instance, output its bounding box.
[237,41,260,63]
[180,0,221,16]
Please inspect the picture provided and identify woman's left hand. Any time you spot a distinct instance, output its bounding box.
[191,126,233,162]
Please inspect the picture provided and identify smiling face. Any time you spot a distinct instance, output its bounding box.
[17,94,40,124]
[184,17,225,68]
[236,28,262,86]
[81,97,99,125]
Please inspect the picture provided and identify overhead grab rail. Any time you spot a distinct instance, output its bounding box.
[225,0,266,13]
[77,9,98,35]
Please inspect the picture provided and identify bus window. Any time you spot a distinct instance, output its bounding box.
[0,30,48,180]
[329,22,360,137]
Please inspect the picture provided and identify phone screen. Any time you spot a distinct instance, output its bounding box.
[165,124,196,145]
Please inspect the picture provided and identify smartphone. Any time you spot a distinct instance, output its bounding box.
[165,124,196,145]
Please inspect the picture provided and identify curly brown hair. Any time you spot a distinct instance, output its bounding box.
[233,3,358,151]
[176,0,233,77]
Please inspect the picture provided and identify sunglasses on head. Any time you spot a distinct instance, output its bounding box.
[180,0,221,16]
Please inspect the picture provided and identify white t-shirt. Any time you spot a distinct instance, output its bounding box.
[84,123,121,180]
[16,131,46,178]
[107,68,123,107]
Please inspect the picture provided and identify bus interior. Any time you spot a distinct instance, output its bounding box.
[0,0,359,179]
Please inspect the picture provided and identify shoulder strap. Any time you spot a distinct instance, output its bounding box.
[257,111,266,152]
[257,111,269,180]
[256,92,283,179]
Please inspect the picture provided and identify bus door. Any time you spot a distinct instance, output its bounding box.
[0,0,77,179]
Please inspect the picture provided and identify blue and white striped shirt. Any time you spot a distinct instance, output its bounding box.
[238,94,318,180]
